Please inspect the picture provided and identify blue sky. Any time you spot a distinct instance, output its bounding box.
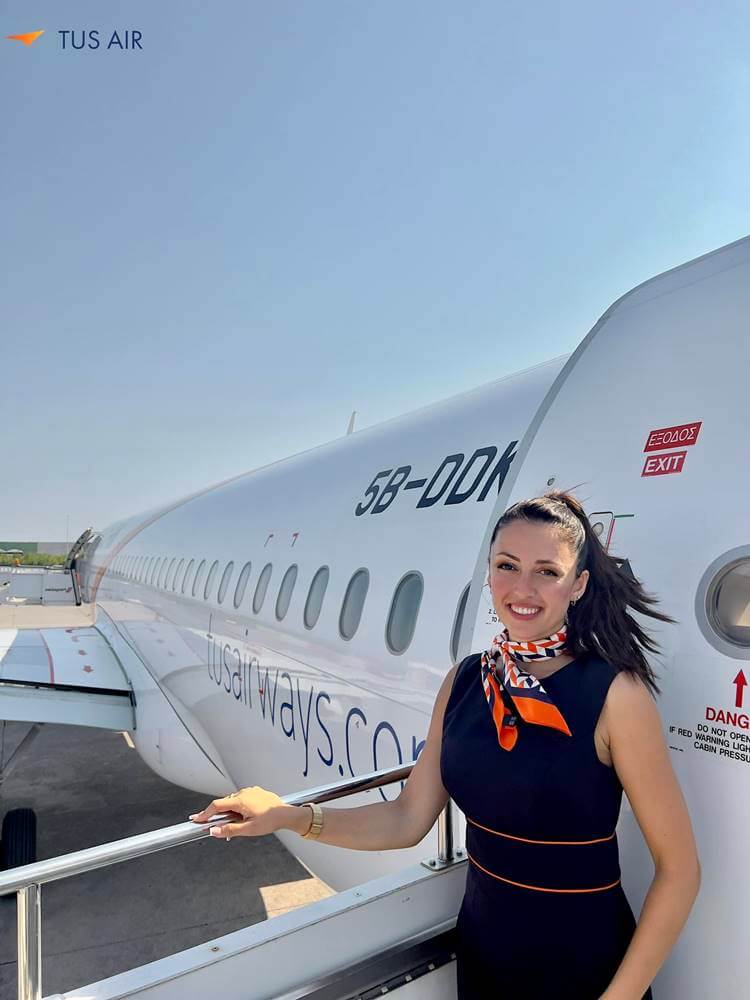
[2,1,749,541]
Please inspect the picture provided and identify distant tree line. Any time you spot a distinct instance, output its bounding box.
[0,553,67,566]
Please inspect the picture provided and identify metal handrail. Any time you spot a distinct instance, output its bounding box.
[1,760,463,1000]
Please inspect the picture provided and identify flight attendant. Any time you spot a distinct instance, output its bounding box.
[191,490,701,999]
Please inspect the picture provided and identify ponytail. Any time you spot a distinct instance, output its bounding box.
[488,490,677,697]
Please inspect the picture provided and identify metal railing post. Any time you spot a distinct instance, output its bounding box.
[437,799,455,864]
[17,883,41,1000]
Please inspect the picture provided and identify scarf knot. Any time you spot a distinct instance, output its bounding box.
[480,626,574,751]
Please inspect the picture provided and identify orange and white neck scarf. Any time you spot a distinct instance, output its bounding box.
[480,627,573,751]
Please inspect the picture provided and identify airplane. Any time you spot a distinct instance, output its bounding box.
[1,232,749,997]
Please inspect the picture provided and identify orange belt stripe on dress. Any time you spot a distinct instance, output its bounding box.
[465,816,622,894]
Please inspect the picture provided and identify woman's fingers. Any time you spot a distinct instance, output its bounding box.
[209,819,255,839]
[189,795,239,822]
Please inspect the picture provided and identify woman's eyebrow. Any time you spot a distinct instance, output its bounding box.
[496,550,562,568]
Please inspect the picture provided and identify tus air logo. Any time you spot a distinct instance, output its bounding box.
[58,30,143,50]
[5,29,143,50]
[5,30,44,46]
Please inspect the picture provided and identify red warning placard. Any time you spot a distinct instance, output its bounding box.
[642,451,687,477]
[643,421,702,452]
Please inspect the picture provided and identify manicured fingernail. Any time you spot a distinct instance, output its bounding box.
[188,814,198,820]
[210,826,222,837]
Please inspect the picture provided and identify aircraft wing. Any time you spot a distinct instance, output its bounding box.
[0,625,135,730]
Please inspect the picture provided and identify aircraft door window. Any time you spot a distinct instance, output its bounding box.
[304,566,330,629]
[181,559,195,594]
[450,582,471,664]
[696,548,750,656]
[172,559,185,591]
[203,560,220,601]
[164,558,177,590]
[217,561,235,604]
[253,562,273,614]
[339,569,369,640]
[386,571,424,654]
[192,559,207,598]
[275,565,298,621]
[233,561,252,608]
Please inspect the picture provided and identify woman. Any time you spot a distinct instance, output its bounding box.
[190,490,701,999]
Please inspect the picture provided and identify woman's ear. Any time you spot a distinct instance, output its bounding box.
[574,568,590,601]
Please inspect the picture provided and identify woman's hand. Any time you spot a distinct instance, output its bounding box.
[188,786,289,840]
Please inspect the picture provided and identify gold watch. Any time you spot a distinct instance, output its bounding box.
[300,801,323,839]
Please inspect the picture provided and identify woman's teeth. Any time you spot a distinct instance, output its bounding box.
[509,605,541,617]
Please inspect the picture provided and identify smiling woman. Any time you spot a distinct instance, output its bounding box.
[439,490,700,999]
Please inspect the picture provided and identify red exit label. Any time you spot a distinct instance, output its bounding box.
[642,451,687,477]
[644,421,702,452]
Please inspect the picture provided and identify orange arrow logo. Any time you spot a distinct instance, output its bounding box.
[6,30,45,46]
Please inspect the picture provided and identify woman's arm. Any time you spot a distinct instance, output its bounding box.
[599,672,701,1000]
[194,662,459,852]
[276,661,459,849]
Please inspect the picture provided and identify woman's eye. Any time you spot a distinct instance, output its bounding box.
[496,562,557,577]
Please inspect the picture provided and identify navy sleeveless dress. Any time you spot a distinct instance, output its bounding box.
[441,651,653,1000]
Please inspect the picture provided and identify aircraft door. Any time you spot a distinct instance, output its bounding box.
[457,235,750,999]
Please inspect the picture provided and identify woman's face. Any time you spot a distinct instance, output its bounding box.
[487,520,589,641]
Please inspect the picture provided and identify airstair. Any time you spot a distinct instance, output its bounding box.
[0,763,467,1000]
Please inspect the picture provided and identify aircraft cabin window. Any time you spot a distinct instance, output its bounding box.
[203,560,220,601]
[304,566,330,629]
[386,571,424,654]
[275,565,298,621]
[450,582,471,664]
[181,559,195,595]
[253,563,273,614]
[217,561,235,604]
[172,559,185,592]
[233,561,252,609]
[339,568,369,640]
[165,558,177,591]
[192,559,207,598]
[697,551,750,655]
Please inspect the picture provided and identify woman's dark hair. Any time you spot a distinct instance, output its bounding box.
[488,489,677,697]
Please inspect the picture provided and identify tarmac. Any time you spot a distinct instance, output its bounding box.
[0,716,334,998]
